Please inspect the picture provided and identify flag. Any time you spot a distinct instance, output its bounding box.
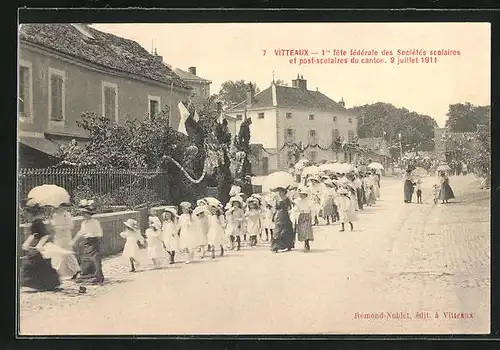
[177,102,189,136]
[194,110,200,122]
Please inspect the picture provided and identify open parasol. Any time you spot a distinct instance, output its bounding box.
[294,158,310,170]
[436,164,451,172]
[262,171,295,192]
[318,163,339,172]
[411,167,428,177]
[337,163,354,174]
[368,162,384,170]
[203,197,222,207]
[301,165,321,176]
[26,184,70,208]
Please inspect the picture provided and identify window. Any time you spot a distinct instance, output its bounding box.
[148,95,161,118]
[348,130,355,141]
[258,112,264,119]
[48,68,65,123]
[102,82,118,122]
[333,116,337,122]
[286,112,292,119]
[348,117,352,124]
[332,128,340,140]
[236,114,243,121]
[309,130,317,137]
[18,60,33,122]
[285,128,295,141]
[309,114,315,121]
[309,129,318,143]
[309,151,317,162]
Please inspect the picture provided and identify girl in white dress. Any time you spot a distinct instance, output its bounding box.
[245,198,262,247]
[120,219,144,272]
[145,216,166,269]
[263,200,276,242]
[50,205,81,279]
[178,202,196,264]
[337,187,356,232]
[207,204,226,258]
[162,207,179,264]
[227,196,245,251]
[192,205,210,259]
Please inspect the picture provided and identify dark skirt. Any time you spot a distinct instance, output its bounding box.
[439,183,455,200]
[404,180,414,202]
[296,213,314,242]
[270,209,295,251]
[322,196,335,217]
[21,249,60,291]
[78,237,103,276]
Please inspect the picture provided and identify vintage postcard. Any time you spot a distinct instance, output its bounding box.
[17,21,490,335]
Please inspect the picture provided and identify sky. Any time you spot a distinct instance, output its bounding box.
[92,23,490,127]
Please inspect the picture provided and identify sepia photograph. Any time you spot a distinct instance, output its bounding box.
[17,20,490,335]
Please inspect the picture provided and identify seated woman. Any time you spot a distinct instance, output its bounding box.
[21,218,61,291]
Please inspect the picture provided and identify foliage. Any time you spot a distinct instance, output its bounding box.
[445,103,490,133]
[275,78,288,86]
[348,102,438,158]
[217,80,260,108]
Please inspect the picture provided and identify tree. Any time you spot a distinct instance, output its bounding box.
[217,80,260,108]
[348,102,438,158]
[445,102,490,133]
[275,79,288,86]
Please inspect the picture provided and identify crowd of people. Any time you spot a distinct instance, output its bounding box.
[20,166,387,292]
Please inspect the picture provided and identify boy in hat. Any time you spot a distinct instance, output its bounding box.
[72,200,105,283]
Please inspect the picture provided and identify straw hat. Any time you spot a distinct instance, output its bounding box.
[229,195,244,205]
[180,201,192,209]
[148,216,162,230]
[124,218,140,231]
[298,186,309,196]
[193,205,210,216]
[247,197,260,206]
[78,199,96,215]
[196,199,209,207]
[163,206,178,217]
[338,188,349,195]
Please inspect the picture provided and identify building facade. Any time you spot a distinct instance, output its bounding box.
[225,76,358,174]
[174,66,212,101]
[18,23,192,168]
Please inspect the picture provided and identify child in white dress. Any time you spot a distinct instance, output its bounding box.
[227,197,245,251]
[120,219,144,272]
[145,216,165,269]
[245,198,262,247]
[263,200,276,242]
[178,202,196,264]
[193,205,210,259]
[337,187,356,232]
[162,207,179,265]
[207,204,226,258]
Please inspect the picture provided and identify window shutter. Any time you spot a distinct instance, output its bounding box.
[51,75,63,121]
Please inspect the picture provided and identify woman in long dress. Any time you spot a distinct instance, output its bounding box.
[270,187,295,253]
[439,172,456,203]
[294,187,314,252]
[50,205,81,279]
[403,171,416,203]
[21,218,61,291]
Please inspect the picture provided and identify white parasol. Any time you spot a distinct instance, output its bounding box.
[318,163,339,172]
[301,165,321,176]
[411,167,428,177]
[294,158,310,170]
[26,184,70,208]
[337,163,354,174]
[262,171,295,192]
[203,197,222,207]
[436,164,451,172]
[368,162,384,170]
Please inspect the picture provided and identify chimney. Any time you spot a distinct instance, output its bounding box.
[246,83,255,106]
[188,66,197,76]
[292,75,307,90]
[153,49,163,64]
[339,97,345,107]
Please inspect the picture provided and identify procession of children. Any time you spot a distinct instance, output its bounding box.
[20,165,383,293]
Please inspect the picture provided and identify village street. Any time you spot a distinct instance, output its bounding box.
[19,174,490,335]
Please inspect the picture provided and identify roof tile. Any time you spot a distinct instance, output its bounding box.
[20,24,190,90]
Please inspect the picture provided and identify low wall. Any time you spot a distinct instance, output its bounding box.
[20,210,140,258]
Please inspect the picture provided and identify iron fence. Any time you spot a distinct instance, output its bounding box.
[18,168,169,206]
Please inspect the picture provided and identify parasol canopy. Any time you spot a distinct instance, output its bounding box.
[436,164,451,172]
[301,165,321,176]
[318,163,339,172]
[336,163,354,174]
[411,167,428,177]
[26,184,70,208]
[262,171,295,192]
[294,158,310,170]
[368,162,384,170]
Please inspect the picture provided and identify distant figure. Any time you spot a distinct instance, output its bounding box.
[439,172,455,204]
[415,179,423,204]
[242,175,254,199]
[403,171,416,203]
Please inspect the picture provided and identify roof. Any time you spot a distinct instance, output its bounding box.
[229,84,350,113]
[174,68,212,84]
[19,136,59,156]
[19,24,190,90]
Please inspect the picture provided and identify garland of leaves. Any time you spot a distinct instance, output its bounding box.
[259,140,371,156]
